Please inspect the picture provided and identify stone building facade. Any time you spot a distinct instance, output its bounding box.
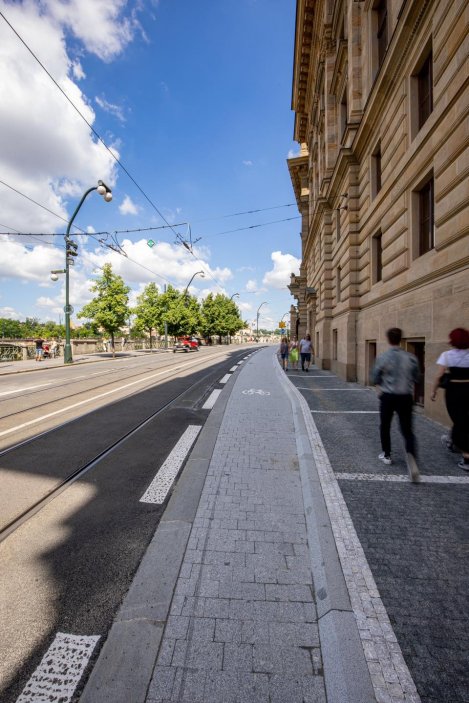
[288,0,469,423]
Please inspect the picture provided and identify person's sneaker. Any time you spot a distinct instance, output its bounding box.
[378,452,392,465]
[457,458,469,471]
[441,434,455,452]
[406,453,420,483]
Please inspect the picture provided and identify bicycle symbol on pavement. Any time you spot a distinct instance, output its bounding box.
[242,389,271,396]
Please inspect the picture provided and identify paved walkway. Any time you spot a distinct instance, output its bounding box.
[11,345,468,702]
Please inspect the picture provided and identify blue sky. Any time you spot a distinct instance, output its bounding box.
[0,0,301,332]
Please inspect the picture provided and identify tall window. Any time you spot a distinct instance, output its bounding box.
[333,329,338,360]
[336,267,341,302]
[419,177,434,255]
[418,53,433,129]
[376,0,388,68]
[371,142,382,199]
[372,231,383,283]
[339,86,348,142]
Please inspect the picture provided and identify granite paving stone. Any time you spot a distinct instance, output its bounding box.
[147,349,327,702]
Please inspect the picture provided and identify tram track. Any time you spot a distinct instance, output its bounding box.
[0,347,247,543]
[0,349,229,425]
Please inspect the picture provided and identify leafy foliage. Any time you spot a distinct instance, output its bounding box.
[77,263,130,353]
[200,294,245,338]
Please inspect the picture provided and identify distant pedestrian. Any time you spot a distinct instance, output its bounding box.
[431,328,469,471]
[279,336,289,371]
[50,339,59,358]
[372,327,421,482]
[299,334,313,372]
[35,338,44,361]
[289,337,299,370]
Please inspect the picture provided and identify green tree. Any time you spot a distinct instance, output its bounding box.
[133,282,163,348]
[200,294,245,341]
[77,263,131,356]
[159,285,201,337]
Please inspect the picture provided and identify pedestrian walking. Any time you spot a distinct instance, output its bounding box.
[299,333,313,372]
[35,338,44,361]
[50,339,59,358]
[279,336,289,371]
[289,337,299,370]
[431,327,469,471]
[371,327,421,482]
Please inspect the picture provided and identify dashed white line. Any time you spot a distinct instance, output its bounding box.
[16,632,99,703]
[298,387,370,391]
[140,425,201,504]
[202,389,222,410]
[229,366,238,372]
[219,374,231,384]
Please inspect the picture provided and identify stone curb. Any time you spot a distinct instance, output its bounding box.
[274,358,376,703]
[79,361,238,703]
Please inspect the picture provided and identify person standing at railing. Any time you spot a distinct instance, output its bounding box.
[35,338,44,362]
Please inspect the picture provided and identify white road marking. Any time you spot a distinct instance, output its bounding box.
[16,632,99,703]
[202,389,222,410]
[336,472,469,484]
[219,374,231,384]
[140,425,201,504]
[0,382,53,396]
[279,361,421,703]
[310,410,379,413]
[229,366,238,372]
[237,361,244,364]
[241,388,270,396]
[0,361,197,439]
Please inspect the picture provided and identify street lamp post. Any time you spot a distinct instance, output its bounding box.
[183,271,205,298]
[229,293,239,301]
[256,301,267,342]
[51,181,112,364]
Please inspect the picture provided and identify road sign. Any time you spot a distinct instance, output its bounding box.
[279,321,286,328]
[63,305,74,314]
[147,239,155,248]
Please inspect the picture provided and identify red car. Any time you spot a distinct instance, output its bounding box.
[173,336,199,352]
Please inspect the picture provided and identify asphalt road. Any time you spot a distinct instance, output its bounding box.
[0,347,254,703]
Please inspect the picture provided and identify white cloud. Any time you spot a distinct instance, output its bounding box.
[0,235,64,284]
[0,1,129,233]
[119,195,139,215]
[242,160,253,167]
[0,306,21,320]
[238,301,252,312]
[95,95,126,123]
[45,0,140,62]
[262,251,301,289]
[245,279,258,292]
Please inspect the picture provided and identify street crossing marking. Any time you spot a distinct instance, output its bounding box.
[202,389,222,410]
[219,374,231,384]
[16,632,100,703]
[140,425,202,504]
[336,472,469,484]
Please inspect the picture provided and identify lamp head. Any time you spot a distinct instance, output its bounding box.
[104,191,113,202]
[50,273,59,282]
[97,184,106,195]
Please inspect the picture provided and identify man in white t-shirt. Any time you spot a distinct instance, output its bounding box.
[431,327,469,471]
[299,334,313,372]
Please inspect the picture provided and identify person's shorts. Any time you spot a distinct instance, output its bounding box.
[281,353,289,359]
[36,348,43,357]
[301,352,311,361]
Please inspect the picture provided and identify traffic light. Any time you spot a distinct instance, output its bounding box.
[65,237,78,265]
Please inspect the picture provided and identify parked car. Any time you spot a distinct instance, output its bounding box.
[173,336,199,353]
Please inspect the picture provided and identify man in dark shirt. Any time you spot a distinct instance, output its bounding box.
[35,338,44,362]
[372,327,421,482]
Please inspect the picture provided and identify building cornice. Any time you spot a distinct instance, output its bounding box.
[292,0,316,143]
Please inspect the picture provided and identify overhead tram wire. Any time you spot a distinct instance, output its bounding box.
[0,10,188,250]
